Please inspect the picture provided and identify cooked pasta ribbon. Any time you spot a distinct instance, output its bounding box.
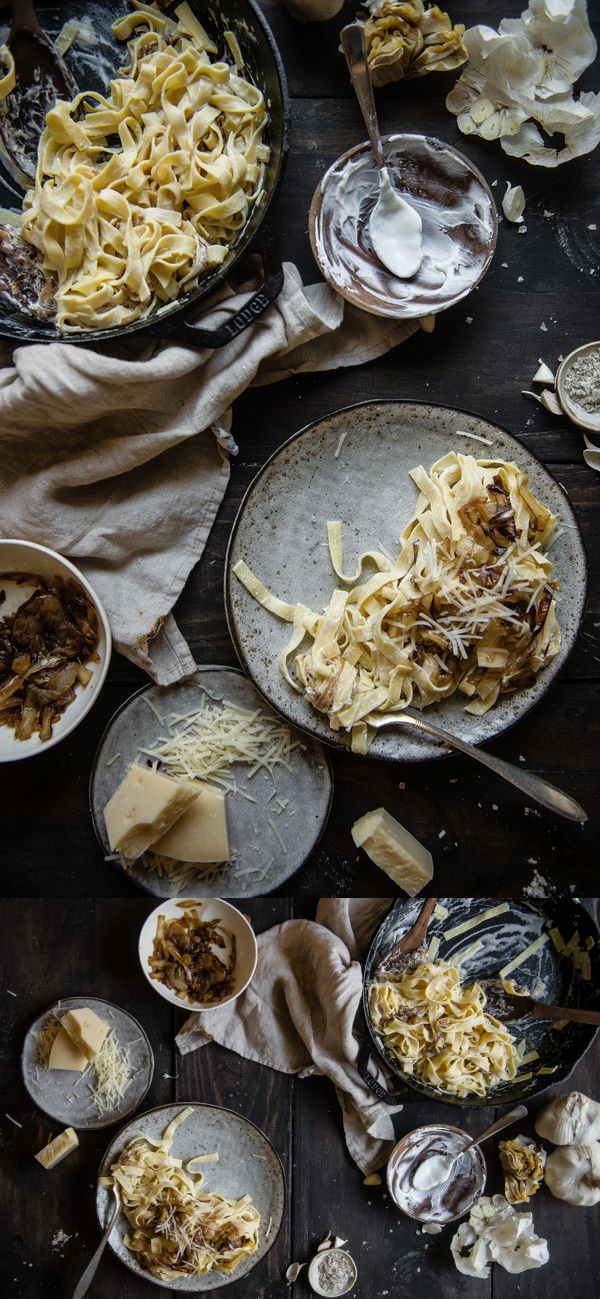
[15,1,269,330]
[99,1106,260,1280]
[369,959,519,1099]
[234,452,560,753]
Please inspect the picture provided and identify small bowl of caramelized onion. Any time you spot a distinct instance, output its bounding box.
[138,897,258,1012]
[0,538,111,762]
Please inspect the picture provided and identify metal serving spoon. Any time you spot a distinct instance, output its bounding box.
[413,1105,528,1191]
[0,0,78,181]
[479,979,600,1027]
[72,1185,120,1299]
[340,23,423,279]
[365,709,587,823]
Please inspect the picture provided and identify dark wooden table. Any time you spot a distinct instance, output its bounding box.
[1,898,599,1299]
[1,0,599,899]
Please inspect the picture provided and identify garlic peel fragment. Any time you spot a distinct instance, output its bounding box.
[499,1134,547,1203]
[362,0,468,87]
[502,182,526,223]
[451,1194,549,1277]
[286,1261,306,1282]
[533,361,555,384]
[583,435,600,472]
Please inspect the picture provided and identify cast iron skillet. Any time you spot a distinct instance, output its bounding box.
[359,896,599,1108]
[0,0,290,346]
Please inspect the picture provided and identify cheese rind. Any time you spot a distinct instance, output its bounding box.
[103,764,197,860]
[351,807,433,895]
[154,782,229,862]
[35,1127,79,1169]
[60,1007,108,1062]
[48,1026,88,1072]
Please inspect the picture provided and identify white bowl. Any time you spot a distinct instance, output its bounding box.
[138,897,258,1011]
[0,539,111,763]
[307,1249,357,1296]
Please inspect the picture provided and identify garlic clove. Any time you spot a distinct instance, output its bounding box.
[479,112,503,140]
[317,1231,333,1252]
[457,112,477,134]
[502,182,526,223]
[533,360,556,384]
[540,389,562,416]
[470,97,496,125]
[286,1261,306,1282]
[363,1173,382,1185]
[333,1236,348,1248]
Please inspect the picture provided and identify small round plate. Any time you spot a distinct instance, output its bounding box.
[96,1102,286,1291]
[21,996,154,1130]
[309,133,497,319]
[90,666,333,896]
[556,340,600,434]
[225,400,587,762]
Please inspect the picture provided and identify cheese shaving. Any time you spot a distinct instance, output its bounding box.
[234,452,560,753]
[443,902,509,940]
[145,694,300,790]
[499,933,550,980]
[87,1031,135,1115]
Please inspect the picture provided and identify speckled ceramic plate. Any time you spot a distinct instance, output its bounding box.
[96,1102,286,1290]
[90,667,333,896]
[21,996,153,1130]
[362,897,600,1107]
[225,401,587,762]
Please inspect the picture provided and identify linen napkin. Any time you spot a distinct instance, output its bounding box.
[176,897,404,1175]
[0,261,423,683]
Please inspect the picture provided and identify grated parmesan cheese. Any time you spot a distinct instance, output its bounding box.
[145,695,300,790]
[87,1031,134,1115]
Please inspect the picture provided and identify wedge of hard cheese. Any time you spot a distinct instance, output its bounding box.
[48,1026,88,1072]
[35,1127,79,1169]
[154,782,229,863]
[103,764,197,861]
[60,1007,108,1062]
[351,807,433,896]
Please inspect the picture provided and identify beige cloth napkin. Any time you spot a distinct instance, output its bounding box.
[176,897,404,1175]
[0,262,422,683]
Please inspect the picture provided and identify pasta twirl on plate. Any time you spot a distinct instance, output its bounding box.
[234,452,560,753]
[99,1106,260,1280]
[8,1,270,331]
[368,959,520,1098]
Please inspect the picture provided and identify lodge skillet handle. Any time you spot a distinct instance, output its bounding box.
[145,262,285,348]
[357,1041,404,1106]
[530,1003,600,1026]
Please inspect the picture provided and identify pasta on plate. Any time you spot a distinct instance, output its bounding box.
[369,959,520,1098]
[0,0,270,330]
[99,1106,261,1280]
[234,452,560,753]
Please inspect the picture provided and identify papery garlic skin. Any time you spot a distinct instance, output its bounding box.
[502,183,526,223]
[451,1194,549,1278]
[446,0,600,167]
[544,1142,600,1206]
[535,1092,600,1146]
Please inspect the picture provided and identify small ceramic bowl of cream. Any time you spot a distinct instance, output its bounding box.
[387,1124,486,1224]
[309,133,497,319]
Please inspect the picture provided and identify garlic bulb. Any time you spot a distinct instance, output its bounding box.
[535,1092,600,1146]
[544,1142,600,1206]
[280,0,344,21]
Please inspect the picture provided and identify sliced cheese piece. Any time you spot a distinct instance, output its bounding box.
[154,782,229,863]
[35,1127,79,1169]
[351,807,433,896]
[499,932,549,980]
[103,763,197,860]
[60,1007,108,1062]
[48,1026,88,1072]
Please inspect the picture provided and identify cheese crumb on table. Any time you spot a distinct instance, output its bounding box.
[351,807,433,895]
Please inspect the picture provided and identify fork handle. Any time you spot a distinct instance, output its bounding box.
[72,1197,120,1299]
[391,713,587,823]
[531,1003,600,1026]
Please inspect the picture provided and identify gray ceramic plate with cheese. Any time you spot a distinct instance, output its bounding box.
[96,1102,286,1290]
[21,996,153,1130]
[225,400,587,762]
[89,666,333,898]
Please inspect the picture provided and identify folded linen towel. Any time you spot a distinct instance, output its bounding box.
[176,897,404,1175]
[0,262,421,682]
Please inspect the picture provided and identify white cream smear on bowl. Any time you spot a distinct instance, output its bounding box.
[313,135,495,317]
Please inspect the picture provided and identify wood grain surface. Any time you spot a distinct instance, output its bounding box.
[1,898,599,1298]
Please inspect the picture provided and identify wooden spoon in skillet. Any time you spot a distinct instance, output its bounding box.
[374,897,437,981]
[480,979,600,1027]
[0,0,78,181]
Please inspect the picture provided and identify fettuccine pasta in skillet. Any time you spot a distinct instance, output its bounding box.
[1,1,269,331]
[234,452,560,753]
[369,959,519,1098]
[99,1106,260,1280]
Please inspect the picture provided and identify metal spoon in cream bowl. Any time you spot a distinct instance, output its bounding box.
[340,22,423,279]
